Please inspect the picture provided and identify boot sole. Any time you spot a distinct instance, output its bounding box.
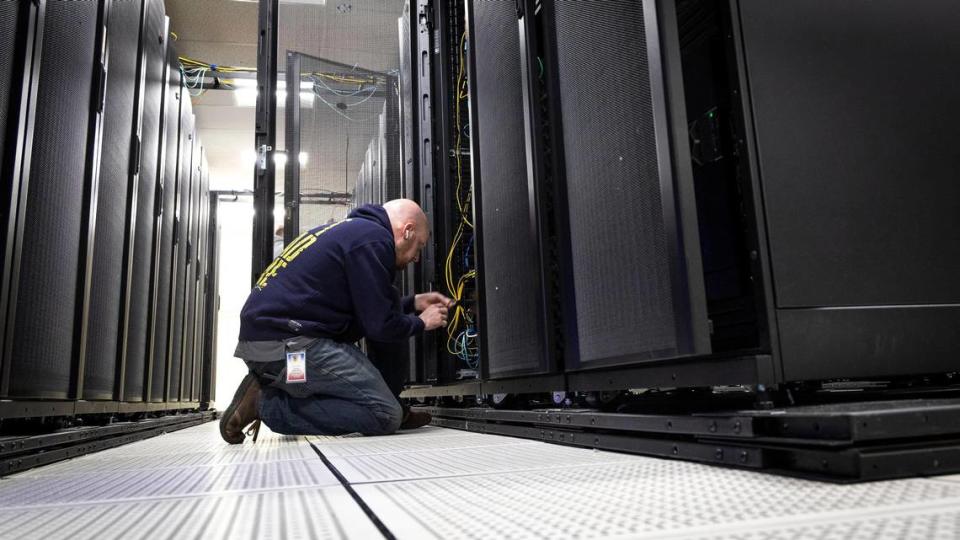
[220,373,257,444]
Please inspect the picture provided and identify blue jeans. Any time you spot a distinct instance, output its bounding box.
[247,338,405,436]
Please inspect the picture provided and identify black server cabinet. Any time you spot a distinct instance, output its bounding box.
[733,0,960,381]
[83,0,146,400]
[2,0,105,399]
[201,195,220,407]
[168,104,195,402]
[150,48,183,402]
[397,2,420,385]
[180,139,201,402]
[0,0,42,389]
[537,0,711,373]
[190,156,210,402]
[466,0,556,380]
[404,0,441,383]
[121,0,168,402]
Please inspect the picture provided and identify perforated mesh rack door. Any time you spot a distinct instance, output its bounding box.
[7,0,100,399]
[167,107,195,402]
[469,0,550,378]
[0,1,27,294]
[179,139,200,402]
[150,50,183,402]
[549,0,709,370]
[83,0,145,400]
[122,0,167,401]
[0,1,23,173]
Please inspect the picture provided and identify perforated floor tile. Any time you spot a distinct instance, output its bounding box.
[0,458,341,508]
[324,440,643,483]
[17,443,319,477]
[353,459,960,539]
[0,487,379,540]
[661,503,960,539]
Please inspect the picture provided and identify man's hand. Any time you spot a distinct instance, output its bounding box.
[414,292,453,312]
[418,303,449,331]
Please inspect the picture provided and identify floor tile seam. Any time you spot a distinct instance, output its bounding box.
[339,457,658,487]
[0,484,347,512]
[11,454,321,479]
[625,496,960,539]
[319,441,542,458]
[306,439,396,540]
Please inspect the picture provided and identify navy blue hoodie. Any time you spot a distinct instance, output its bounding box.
[238,205,424,343]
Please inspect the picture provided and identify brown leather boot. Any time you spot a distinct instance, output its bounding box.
[399,408,432,430]
[219,373,262,444]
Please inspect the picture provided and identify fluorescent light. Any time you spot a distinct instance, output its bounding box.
[274,152,288,168]
[298,152,308,166]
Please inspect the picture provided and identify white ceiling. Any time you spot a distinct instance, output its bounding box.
[165,0,405,192]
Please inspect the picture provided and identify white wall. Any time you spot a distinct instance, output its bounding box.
[213,199,256,407]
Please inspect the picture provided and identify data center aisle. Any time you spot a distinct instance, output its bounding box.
[2,422,960,539]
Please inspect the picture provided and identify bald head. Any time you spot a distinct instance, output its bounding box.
[383,199,428,233]
[383,199,429,268]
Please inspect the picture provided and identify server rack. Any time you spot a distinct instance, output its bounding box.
[0,0,213,419]
[83,0,147,401]
[466,0,558,385]
[180,138,202,402]
[167,99,194,402]
[0,0,45,399]
[149,46,183,403]
[2,0,105,400]
[120,0,169,402]
[200,194,221,408]
[402,0,960,401]
[398,0,422,383]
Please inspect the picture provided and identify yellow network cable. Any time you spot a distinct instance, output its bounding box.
[443,29,480,360]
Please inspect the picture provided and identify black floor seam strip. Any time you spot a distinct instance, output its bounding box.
[308,440,398,540]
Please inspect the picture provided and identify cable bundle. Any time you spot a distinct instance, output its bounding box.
[444,30,479,367]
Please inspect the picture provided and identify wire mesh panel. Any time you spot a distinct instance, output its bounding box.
[279,1,405,233]
[123,0,167,401]
[550,0,708,370]
[7,0,100,399]
[150,50,182,402]
[83,0,145,400]
[469,0,547,378]
[289,55,397,229]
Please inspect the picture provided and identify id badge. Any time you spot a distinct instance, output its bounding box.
[285,350,307,384]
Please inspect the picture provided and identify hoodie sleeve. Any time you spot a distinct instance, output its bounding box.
[401,294,416,314]
[345,240,425,341]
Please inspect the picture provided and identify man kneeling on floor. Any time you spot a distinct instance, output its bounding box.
[221,199,451,443]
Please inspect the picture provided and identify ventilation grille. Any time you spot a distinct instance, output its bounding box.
[553,0,679,367]
[9,1,99,398]
[0,1,21,166]
[84,0,143,400]
[124,1,167,401]
[473,0,545,377]
[167,108,195,401]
